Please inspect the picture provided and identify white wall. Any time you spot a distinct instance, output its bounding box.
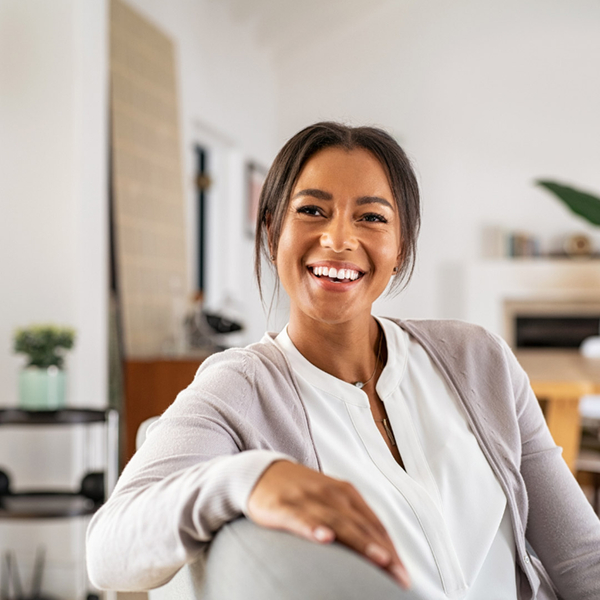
[0,1,108,597]
[124,0,281,342]
[274,0,600,322]
[0,0,109,408]
[4,0,599,401]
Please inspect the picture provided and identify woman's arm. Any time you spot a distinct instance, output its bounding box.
[504,341,600,599]
[86,354,294,591]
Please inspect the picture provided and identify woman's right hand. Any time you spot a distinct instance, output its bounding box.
[246,460,410,589]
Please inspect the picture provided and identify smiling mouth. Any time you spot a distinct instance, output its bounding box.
[308,266,364,283]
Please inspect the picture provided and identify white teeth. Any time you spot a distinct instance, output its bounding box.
[311,266,361,280]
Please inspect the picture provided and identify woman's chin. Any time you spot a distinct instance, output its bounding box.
[293,298,371,328]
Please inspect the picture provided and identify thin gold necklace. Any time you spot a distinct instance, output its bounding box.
[374,418,396,446]
[350,328,396,446]
[352,330,383,390]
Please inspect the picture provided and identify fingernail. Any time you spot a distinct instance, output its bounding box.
[313,526,333,542]
[365,543,391,565]
[391,564,411,589]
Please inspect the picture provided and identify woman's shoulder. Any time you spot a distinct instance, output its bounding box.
[387,317,503,348]
[195,335,288,376]
[385,317,512,376]
[387,318,528,406]
[189,335,294,397]
[159,336,297,425]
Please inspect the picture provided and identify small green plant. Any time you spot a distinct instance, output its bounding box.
[537,180,600,227]
[13,325,76,369]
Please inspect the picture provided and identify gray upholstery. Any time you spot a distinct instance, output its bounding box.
[150,518,409,600]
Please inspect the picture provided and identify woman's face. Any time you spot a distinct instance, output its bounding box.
[273,146,401,326]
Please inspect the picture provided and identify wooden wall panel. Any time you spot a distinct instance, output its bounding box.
[110,0,188,357]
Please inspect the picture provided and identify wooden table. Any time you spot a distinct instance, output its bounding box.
[515,350,600,471]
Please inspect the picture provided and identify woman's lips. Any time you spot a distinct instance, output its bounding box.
[307,265,365,290]
[309,265,363,281]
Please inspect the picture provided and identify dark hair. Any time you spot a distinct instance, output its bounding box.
[254,122,420,299]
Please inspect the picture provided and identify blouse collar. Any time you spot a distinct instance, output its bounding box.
[272,316,408,407]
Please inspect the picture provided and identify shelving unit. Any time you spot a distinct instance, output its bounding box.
[0,407,119,599]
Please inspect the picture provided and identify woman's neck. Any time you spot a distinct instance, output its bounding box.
[286,311,383,385]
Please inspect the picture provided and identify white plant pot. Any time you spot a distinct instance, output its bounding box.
[19,366,66,410]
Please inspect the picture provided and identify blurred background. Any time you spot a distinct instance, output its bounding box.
[1,0,600,598]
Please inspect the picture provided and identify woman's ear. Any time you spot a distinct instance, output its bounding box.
[394,247,403,274]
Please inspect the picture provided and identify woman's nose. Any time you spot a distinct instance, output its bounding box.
[320,216,358,253]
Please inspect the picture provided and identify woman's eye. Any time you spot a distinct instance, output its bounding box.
[361,213,388,223]
[296,205,323,217]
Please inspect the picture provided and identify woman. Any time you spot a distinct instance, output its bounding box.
[87,123,600,599]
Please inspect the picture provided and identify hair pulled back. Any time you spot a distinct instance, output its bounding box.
[254,122,420,299]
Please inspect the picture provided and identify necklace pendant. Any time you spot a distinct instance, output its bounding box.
[383,418,397,446]
[354,381,364,389]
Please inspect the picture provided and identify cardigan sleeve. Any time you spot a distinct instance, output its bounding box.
[502,340,600,599]
[86,351,296,591]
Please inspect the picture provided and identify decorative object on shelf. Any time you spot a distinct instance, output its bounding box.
[564,233,593,257]
[185,293,245,352]
[185,308,244,352]
[507,231,540,257]
[13,325,75,410]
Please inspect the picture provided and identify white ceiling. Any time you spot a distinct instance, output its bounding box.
[213,0,392,58]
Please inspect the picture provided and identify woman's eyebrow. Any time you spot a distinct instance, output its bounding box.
[292,189,333,200]
[356,196,394,209]
[292,189,392,210]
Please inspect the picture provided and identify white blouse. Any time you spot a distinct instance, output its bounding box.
[274,316,517,599]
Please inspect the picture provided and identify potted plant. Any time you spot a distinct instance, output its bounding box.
[13,325,76,410]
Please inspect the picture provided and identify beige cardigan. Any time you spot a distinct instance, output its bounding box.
[86,319,600,599]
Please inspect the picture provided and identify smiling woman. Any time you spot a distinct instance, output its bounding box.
[276,148,401,333]
[86,123,600,600]
[255,123,420,301]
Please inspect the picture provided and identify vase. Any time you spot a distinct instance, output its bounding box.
[19,366,66,410]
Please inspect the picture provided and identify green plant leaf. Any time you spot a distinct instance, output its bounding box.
[536,180,600,227]
[13,324,76,368]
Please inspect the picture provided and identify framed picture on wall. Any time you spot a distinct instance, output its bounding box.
[246,161,267,237]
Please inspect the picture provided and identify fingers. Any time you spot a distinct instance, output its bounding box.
[247,461,411,589]
[345,482,391,539]
[271,482,410,589]
[325,481,410,588]
[308,503,410,589]
[267,503,336,544]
